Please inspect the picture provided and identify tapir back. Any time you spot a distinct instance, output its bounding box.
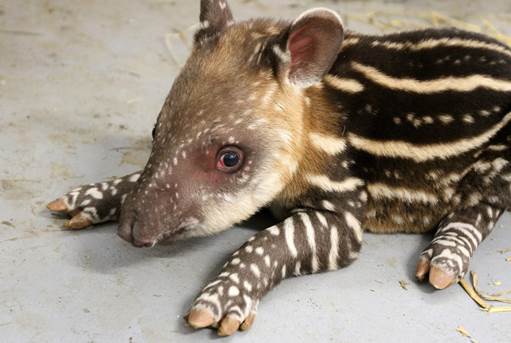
[317,28,511,233]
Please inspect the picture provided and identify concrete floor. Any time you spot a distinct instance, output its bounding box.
[1,0,511,342]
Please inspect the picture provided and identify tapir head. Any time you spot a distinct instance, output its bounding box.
[118,0,345,246]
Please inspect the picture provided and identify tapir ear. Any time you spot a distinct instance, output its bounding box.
[195,0,234,43]
[276,8,344,87]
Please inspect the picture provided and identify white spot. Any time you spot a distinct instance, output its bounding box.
[463,114,475,124]
[85,187,103,200]
[264,255,271,267]
[243,280,253,292]
[229,273,240,284]
[267,226,280,236]
[228,286,240,297]
[250,263,261,278]
[129,173,140,182]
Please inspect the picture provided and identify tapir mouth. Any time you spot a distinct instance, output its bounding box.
[118,217,200,248]
[154,225,189,244]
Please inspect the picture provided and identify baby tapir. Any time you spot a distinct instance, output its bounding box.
[47,0,511,336]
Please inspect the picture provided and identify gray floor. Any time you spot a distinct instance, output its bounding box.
[1,0,511,342]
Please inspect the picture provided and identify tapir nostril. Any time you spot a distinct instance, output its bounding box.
[117,214,135,243]
[117,223,134,243]
[126,220,156,248]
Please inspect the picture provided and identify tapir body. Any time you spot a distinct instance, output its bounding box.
[48,0,511,336]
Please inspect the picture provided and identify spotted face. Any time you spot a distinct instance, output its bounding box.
[118,27,296,246]
[117,0,345,247]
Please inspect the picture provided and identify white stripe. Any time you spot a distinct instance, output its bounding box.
[315,212,328,227]
[322,200,336,211]
[440,222,482,248]
[328,226,339,270]
[431,248,464,271]
[344,211,362,242]
[341,37,360,48]
[431,239,457,247]
[300,213,319,272]
[438,233,474,254]
[203,279,221,290]
[323,75,365,93]
[306,175,364,193]
[457,244,471,258]
[488,144,508,151]
[294,261,301,276]
[309,132,347,155]
[348,112,511,162]
[367,183,438,204]
[66,191,79,209]
[194,294,221,320]
[283,219,297,258]
[352,62,511,93]
[272,45,290,63]
[242,295,252,318]
[83,207,99,221]
[371,37,511,59]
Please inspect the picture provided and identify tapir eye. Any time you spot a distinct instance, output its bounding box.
[216,146,244,173]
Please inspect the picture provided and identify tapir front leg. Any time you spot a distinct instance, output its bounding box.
[416,203,504,288]
[186,203,364,336]
[47,171,142,229]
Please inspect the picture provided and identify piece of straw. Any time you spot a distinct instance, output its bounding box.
[456,326,479,343]
[459,272,511,313]
[399,280,409,290]
[471,272,511,305]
